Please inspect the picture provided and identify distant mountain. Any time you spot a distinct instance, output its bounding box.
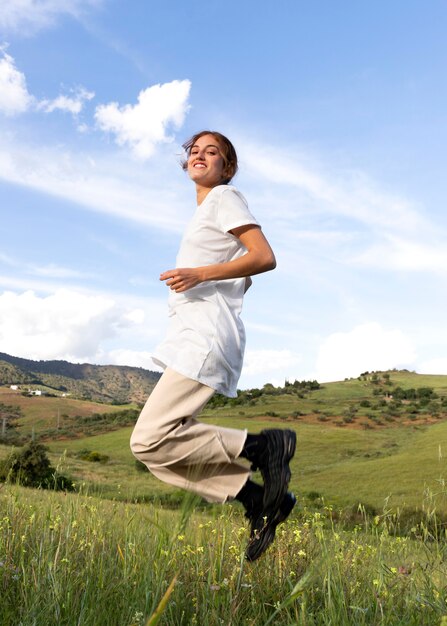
[0,352,161,404]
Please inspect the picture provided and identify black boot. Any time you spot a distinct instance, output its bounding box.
[235,479,264,513]
[240,429,297,512]
[236,480,297,561]
[245,492,297,562]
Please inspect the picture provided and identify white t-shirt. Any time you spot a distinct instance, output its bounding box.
[152,184,259,397]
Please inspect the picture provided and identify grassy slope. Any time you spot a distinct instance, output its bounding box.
[2,371,447,512]
[36,417,447,513]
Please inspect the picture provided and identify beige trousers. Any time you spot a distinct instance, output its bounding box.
[130,367,250,503]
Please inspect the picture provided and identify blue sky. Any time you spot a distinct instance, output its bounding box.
[1,0,447,388]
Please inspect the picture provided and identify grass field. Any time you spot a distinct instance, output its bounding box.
[2,371,447,624]
[1,483,447,625]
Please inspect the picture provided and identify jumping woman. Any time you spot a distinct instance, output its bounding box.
[130,130,296,561]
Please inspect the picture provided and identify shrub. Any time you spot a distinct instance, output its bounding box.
[0,441,74,490]
[76,449,109,464]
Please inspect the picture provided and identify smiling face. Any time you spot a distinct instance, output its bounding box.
[187,133,226,189]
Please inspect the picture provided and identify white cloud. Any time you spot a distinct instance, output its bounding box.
[0,48,33,115]
[418,358,447,376]
[0,0,101,36]
[0,281,168,370]
[39,86,94,115]
[0,48,93,122]
[105,348,160,370]
[0,289,139,362]
[315,322,416,382]
[95,79,191,159]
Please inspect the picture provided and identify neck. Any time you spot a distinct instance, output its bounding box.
[195,184,215,205]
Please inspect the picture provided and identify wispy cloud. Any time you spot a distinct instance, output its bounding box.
[353,234,447,273]
[95,79,191,159]
[242,349,302,377]
[0,253,95,280]
[31,263,93,279]
[238,137,447,277]
[241,140,426,234]
[0,0,102,36]
[38,86,95,115]
[0,252,19,266]
[0,136,188,231]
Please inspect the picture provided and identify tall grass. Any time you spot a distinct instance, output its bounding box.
[1,483,447,625]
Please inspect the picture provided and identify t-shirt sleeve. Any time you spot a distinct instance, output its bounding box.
[216,187,260,234]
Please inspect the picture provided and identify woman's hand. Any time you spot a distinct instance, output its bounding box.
[160,267,204,292]
[160,226,275,293]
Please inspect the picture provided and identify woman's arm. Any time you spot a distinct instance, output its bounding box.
[160,225,276,293]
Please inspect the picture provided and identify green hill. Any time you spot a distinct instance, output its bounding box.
[0,352,161,404]
[202,369,447,430]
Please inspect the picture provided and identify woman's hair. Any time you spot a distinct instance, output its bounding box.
[181,130,238,184]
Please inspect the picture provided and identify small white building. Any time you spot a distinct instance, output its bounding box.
[10,385,19,391]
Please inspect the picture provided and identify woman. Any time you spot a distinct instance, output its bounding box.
[130,131,296,561]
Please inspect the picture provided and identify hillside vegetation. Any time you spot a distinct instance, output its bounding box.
[203,369,447,430]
